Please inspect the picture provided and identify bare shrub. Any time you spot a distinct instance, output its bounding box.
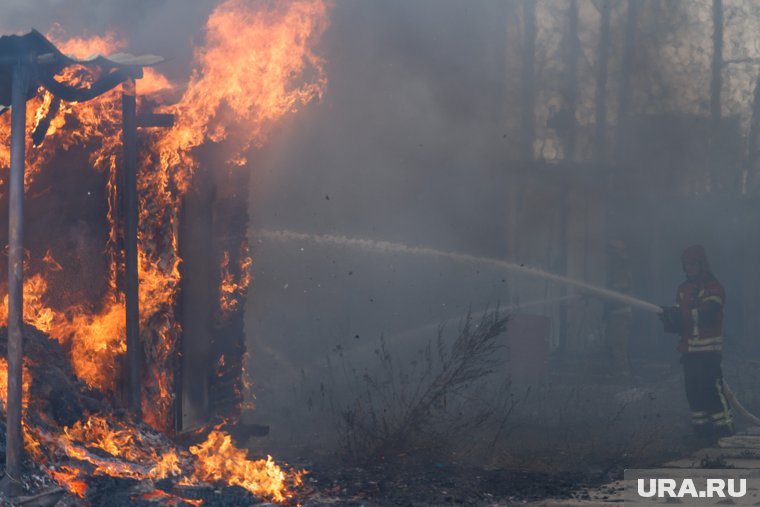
[337,309,509,457]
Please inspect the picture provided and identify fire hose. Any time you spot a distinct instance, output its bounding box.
[722,381,760,427]
[656,307,760,426]
[558,282,758,426]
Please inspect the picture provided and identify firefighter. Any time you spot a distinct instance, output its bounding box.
[659,245,734,441]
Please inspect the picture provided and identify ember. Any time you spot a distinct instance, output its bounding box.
[218,242,253,319]
[50,466,88,497]
[188,430,288,503]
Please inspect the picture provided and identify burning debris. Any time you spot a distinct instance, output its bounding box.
[0,324,305,504]
[0,0,330,504]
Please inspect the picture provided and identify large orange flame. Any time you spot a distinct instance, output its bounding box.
[188,430,289,503]
[0,0,329,502]
[219,241,253,319]
[158,0,329,180]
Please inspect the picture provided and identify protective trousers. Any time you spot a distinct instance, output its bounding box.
[681,352,733,437]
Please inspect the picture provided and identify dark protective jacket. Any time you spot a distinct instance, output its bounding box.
[675,245,725,353]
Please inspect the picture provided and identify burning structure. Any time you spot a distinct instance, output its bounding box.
[5,1,760,506]
[0,0,329,504]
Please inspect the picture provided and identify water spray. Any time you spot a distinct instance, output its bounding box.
[390,294,582,344]
[256,229,760,428]
[307,294,583,370]
[255,229,663,314]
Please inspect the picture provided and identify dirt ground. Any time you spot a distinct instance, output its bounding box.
[247,353,754,506]
[296,456,610,507]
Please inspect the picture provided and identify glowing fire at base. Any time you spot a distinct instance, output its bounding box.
[188,431,291,503]
[0,0,329,502]
[41,416,301,502]
[50,466,89,498]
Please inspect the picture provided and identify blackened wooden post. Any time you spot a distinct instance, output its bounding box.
[6,60,28,491]
[122,79,141,419]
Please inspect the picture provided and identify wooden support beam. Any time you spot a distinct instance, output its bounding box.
[137,113,175,128]
[122,80,142,419]
[177,168,215,432]
[5,61,28,495]
[120,93,174,421]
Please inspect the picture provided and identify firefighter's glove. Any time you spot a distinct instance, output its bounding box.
[658,306,682,334]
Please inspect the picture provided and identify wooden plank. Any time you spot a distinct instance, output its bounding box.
[691,447,760,459]
[122,82,141,419]
[137,113,174,128]
[662,458,702,468]
[177,168,215,431]
[664,457,760,469]
[719,435,760,448]
[622,469,753,478]
[723,458,760,468]
[4,61,28,496]
[15,487,65,507]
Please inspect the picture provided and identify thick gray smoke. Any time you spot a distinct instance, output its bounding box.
[245,0,760,382]
[5,0,760,468]
[242,3,760,462]
[0,0,216,81]
[247,1,525,381]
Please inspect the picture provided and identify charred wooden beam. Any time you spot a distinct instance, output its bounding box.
[122,80,142,419]
[177,168,215,432]
[137,112,174,128]
[14,487,65,507]
[31,96,60,146]
[5,61,28,494]
[119,98,174,423]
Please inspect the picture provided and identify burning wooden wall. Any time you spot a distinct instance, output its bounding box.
[178,159,252,431]
[0,0,329,434]
[0,0,330,501]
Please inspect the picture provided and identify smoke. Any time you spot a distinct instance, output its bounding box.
[245,1,760,375]
[246,1,527,374]
[0,0,217,81]
[0,0,536,377]
[239,5,760,472]
[4,0,759,469]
